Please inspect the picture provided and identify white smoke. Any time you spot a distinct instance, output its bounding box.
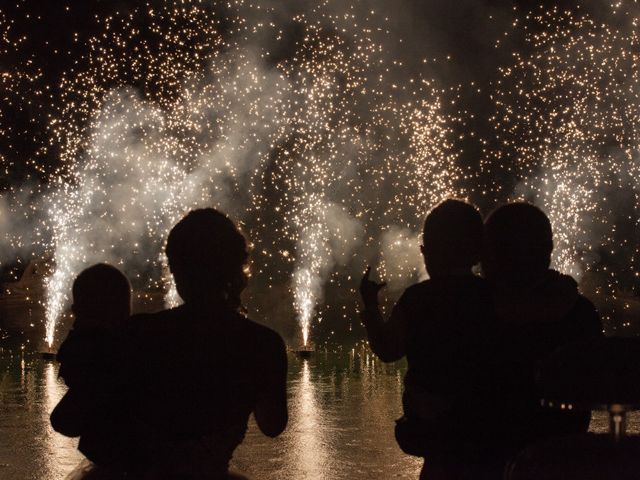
[44,50,292,344]
[379,226,427,293]
[293,199,363,345]
[1,0,471,347]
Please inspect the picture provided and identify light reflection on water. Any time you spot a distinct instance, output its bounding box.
[0,350,421,479]
[0,353,83,479]
[288,359,330,478]
[43,361,78,477]
[1,350,638,479]
[232,351,422,479]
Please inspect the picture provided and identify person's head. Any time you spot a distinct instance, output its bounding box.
[483,202,553,286]
[420,199,483,277]
[72,263,131,329]
[166,208,249,309]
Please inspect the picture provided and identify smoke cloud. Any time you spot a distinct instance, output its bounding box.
[43,47,293,343]
[379,226,427,293]
[5,0,637,344]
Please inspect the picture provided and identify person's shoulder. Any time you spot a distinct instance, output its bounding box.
[395,281,438,315]
[126,306,186,340]
[130,305,182,321]
[402,275,487,296]
[241,316,285,348]
[572,294,603,334]
[129,306,184,325]
[58,328,105,352]
[574,293,597,311]
[402,280,433,297]
[234,316,287,366]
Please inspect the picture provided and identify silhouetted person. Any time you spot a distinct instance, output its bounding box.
[360,199,495,480]
[51,263,132,473]
[126,208,287,479]
[482,203,603,467]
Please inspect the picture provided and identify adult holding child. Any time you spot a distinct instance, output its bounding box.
[481,203,602,468]
[360,200,603,479]
[57,209,288,480]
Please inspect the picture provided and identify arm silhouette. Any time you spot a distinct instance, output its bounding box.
[254,333,288,437]
[359,266,406,362]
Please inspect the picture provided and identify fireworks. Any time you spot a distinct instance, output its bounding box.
[1,1,462,346]
[490,4,640,313]
[5,1,640,345]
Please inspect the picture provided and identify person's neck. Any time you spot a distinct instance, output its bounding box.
[428,267,473,279]
[492,269,550,291]
[184,293,234,313]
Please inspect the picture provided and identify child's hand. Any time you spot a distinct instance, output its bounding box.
[360,266,386,307]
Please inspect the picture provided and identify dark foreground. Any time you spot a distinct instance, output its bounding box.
[0,350,635,479]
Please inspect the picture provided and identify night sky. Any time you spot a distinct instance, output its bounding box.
[2,1,639,346]
[1,0,592,187]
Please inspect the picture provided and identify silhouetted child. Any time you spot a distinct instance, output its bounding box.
[51,263,132,470]
[360,199,495,479]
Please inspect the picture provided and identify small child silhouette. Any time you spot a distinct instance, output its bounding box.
[360,199,495,479]
[51,263,131,469]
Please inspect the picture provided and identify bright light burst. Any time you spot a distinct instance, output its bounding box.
[0,1,463,346]
[14,1,640,345]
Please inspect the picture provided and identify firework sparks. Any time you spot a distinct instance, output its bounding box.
[26,1,462,347]
[491,4,640,303]
[5,1,640,344]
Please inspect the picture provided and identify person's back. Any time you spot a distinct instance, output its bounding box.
[399,275,494,417]
[126,208,287,479]
[483,203,603,459]
[360,200,496,478]
[128,304,285,477]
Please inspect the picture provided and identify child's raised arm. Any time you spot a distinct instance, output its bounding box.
[359,266,406,362]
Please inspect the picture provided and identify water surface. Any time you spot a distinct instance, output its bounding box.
[0,350,422,479]
[1,350,636,479]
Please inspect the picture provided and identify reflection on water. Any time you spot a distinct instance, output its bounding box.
[43,361,80,478]
[0,352,83,479]
[289,360,330,478]
[232,350,423,479]
[1,350,638,479]
[0,350,421,479]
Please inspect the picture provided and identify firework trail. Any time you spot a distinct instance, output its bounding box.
[48,2,460,343]
[268,14,463,343]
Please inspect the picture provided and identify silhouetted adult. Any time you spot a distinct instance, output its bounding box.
[360,200,496,480]
[126,209,288,479]
[482,203,602,468]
